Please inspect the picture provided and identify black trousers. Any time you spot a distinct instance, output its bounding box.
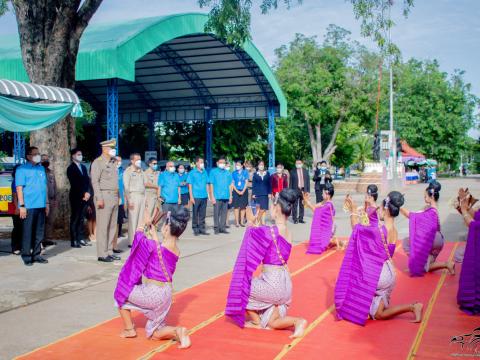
[192,198,207,233]
[292,189,304,221]
[21,208,45,262]
[11,214,22,252]
[315,184,326,203]
[70,199,87,244]
[117,204,126,236]
[213,199,228,232]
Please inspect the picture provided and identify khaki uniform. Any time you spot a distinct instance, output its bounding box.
[123,166,146,245]
[144,168,159,218]
[91,155,119,258]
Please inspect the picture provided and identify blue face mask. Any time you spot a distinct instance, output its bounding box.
[151,164,158,171]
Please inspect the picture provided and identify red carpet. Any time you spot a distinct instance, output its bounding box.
[16,240,478,360]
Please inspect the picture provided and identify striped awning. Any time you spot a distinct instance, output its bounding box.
[0,79,80,104]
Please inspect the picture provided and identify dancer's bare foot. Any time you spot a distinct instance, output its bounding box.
[175,327,191,349]
[120,328,137,338]
[290,318,307,338]
[411,303,423,323]
[447,261,456,275]
[245,321,262,329]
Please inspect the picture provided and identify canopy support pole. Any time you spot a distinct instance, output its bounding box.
[107,78,119,150]
[205,108,213,170]
[268,105,275,171]
[147,111,155,151]
[13,132,25,164]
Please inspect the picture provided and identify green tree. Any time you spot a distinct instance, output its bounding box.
[393,59,478,165]
[354,135,372,171]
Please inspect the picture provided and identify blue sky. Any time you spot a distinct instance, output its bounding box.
[0,0,478,135]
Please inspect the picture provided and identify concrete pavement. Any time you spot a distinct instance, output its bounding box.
[0,177,477,359]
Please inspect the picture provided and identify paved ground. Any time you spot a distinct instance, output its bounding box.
[0,177,477,359]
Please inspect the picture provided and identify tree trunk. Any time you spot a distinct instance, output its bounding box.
[322,117,343,163]
[13,0,103,238]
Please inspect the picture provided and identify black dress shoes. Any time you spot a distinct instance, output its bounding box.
[34,257,49,264]
[200,231,210,235]
[80,240,92,246]
[113,248,123,254]
[109,254,121,261]
[98,256,113,263]
[293,220,299,224]
[23,260,33,266]
[219,230,229,234]
[71,242,81,248]
[299,220,306,224]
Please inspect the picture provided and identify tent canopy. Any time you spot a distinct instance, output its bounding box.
[400,139,425,163]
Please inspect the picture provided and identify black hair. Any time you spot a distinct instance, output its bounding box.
[426,181,441,201]
[130,153,141,160]
[320,160,327,165]
[276,162,284,167]
[147,157,157,165]
[70,148,81,156]
[167,205,190,237]
[195,156,204,163]
[276,188,297,217]
[26,146,38,155]
[217,156,226,162]
[323,182,335,198]
[367,184,378,201]
[382,191,405,217]
[257,160,265,166]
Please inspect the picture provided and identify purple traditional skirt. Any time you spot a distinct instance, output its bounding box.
[118,282,172,338]
[370,260,396,319]
[246,265,292,328]
[402,232,445,271]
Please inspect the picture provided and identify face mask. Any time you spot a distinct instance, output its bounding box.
[32,155,41,164]
[218,163,225,169]
[246,167,251,171]
[225,166,231,171]
[108,149,116,157]
[42,161,50,168]
[258,165,265,171]
[178,168,185,174]
[199,163,205,170]
[134,160,142,168]
[296,164,302,169]
[151,164,158,171]
[75,154,83,162]
[235,165,242,171]
[168,166,175,173]
[276,168,283,174]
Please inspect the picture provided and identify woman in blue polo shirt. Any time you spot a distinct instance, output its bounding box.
[177,164,189,206]
[252,160,271,225]
[232,160,249,227]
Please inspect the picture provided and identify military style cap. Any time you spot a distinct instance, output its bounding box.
[100,138,116,147]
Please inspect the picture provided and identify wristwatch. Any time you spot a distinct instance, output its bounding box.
[19,204,25,208]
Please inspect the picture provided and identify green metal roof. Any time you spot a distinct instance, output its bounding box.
[0,13,287,117]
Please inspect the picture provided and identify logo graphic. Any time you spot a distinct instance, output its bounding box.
[450,327,480,355]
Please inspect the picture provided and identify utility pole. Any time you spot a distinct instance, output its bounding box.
[388,0,398,186]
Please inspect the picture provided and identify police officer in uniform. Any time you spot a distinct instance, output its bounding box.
[123,153,146,247]
[90,139,120,263]
[143,157,159,218]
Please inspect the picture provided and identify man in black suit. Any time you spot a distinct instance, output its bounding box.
[289,159,310,223]
[67,148,92,248]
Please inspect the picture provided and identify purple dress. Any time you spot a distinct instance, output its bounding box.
[114,231,178,337]
[457,210,480,315]
[335,224,391,326]
[402,207,443,277]
[306,201,335,254]
[366,206,379,226]
[226,226,292,328]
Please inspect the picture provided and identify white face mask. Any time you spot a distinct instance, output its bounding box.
[134,160,141,168]
[178,168,185,174]
[168,166,175,173]
[75,154,83,162]
[258,165,265,171]
[276,167,283,174]
[199,163,205,170]
[295,163,302,169]
[218,163,225,169]
[225,166,231,171]
[246,167,251,172]
[32,155,41,164]
[235,165,242,171]
[108,149,117,157]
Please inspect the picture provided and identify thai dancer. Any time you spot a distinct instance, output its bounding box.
[335,192,423,325]
[114,205,191,349]
[400,181,455,277]
[226,189,307,338]
[457,188,480,314]
[363,184,379,226]
[302,183,339,254]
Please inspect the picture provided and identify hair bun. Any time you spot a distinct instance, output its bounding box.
[279,189,297,205]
